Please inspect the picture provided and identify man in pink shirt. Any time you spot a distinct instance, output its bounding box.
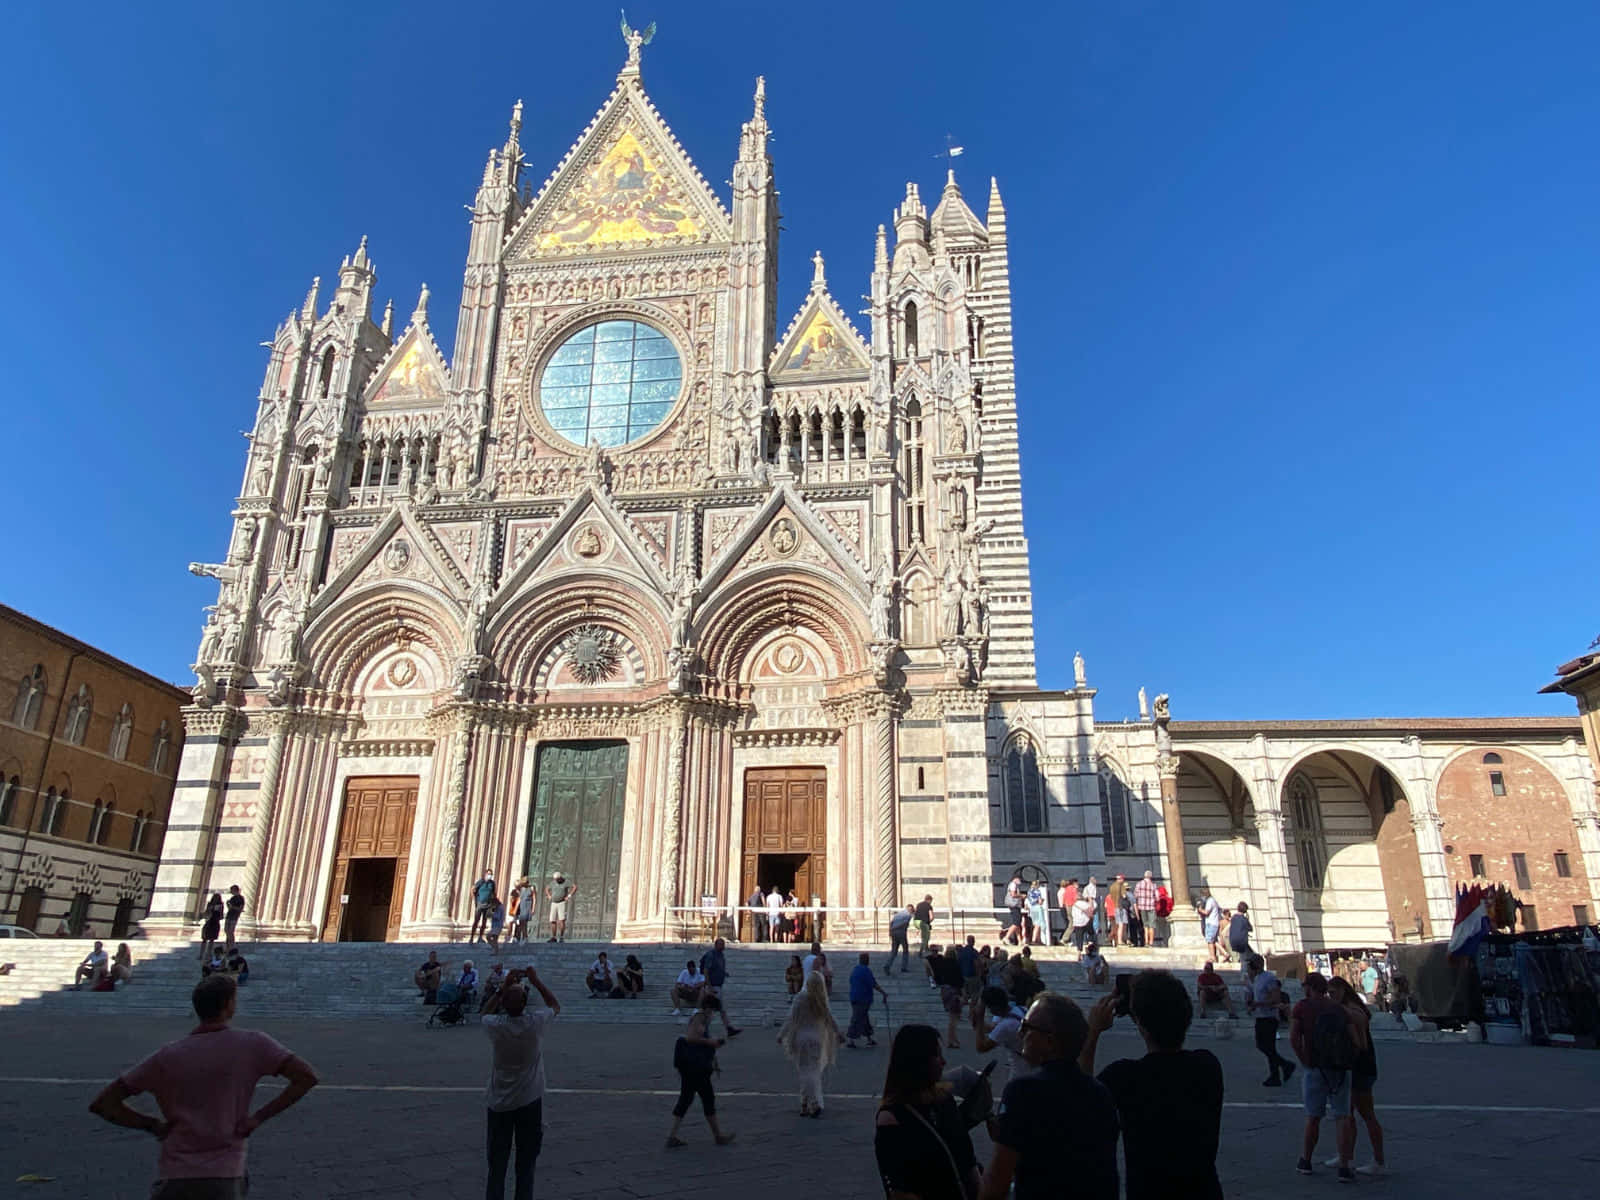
[89,973,319,1199]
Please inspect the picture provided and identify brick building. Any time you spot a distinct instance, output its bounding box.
[0,604,187,935]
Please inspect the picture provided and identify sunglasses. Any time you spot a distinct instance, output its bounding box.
[1018,1019,1055,1036]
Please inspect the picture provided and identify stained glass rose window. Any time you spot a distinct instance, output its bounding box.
[539,319,682,448]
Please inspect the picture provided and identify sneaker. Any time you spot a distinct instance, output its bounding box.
[671,1008,682,1016]
[1357,1163,1387,1177]
[1324,1157,1342,1168]
[1337,1167,1356,1185]
[1282,1061,1297,1084]
[665,1137,687,1150]
[1296,1159,1313,1176]
[714,1133,736,1146]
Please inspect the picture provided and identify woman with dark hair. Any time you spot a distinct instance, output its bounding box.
[618,954,645,999]
[198,892,225,964]
[666,993,736,1149]
[1327,976,1386,1175]
[874,1024,979,1200]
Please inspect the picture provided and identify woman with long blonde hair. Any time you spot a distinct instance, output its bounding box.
[777,969,842,1117]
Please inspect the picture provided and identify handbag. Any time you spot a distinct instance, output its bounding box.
[673,1036,716,1073]
[898,1101,976,1200]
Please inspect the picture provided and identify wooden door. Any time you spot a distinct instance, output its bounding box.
[741,767,827,909]
[523,742,628,940]
[320,776,418,941]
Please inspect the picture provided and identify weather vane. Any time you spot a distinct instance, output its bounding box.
[620,11,656,70]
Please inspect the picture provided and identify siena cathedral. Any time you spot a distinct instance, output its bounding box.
[149,38,1600,949]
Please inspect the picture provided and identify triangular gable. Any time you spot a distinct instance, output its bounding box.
[771,271,870,380]
[364,321,451,407]
[487,484,673,622]
[308,504,471,624]
[698,482,872,605]
[506,81,730,260]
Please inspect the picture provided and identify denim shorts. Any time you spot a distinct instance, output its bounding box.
[1303,1068,1352,1118]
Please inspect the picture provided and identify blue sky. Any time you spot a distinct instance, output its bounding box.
[3,2,1595,718]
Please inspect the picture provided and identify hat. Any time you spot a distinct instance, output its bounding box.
[552,871,564,880]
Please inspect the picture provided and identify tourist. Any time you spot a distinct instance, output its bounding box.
[747,884,766,941]
[1082,875,1101,940]
[971,985,1025,1084]
[846,951,887,1048]
[979,993,1119,1200]
[785,954,805,995]
[698,936,741,1035]
[201,948,226,978]
[1290,972,1358,1181]
[481,965,560,1200]
[1078,970,1224,1200]
[1228,902,1253,960]
[618,954,645,998]
[874,1024,980,1200]
[224,885,245,951]
[74,939,108,989]
[1026,879,1048,946]
[928,944,964,1049]
[481,961,508,1009]
[505,881,521,944]
[1244,954,1295,1086]
[957,934,982,1004]
[671,959,705,1014]
[469,868,496,943]
[89,974,319,1200]
[1003,874,1025,944]
[545,872,575,943]
[198,892,225,964]
[666,993,735,1148]
[1071,893,1093,950]
[1196,960,1236,1018]
[110,943,135,986]
[766,884,784,941]
[53,912,72,937]
[487,896,507,955]
[1360,959,1381,1002]
[518,878,536,942]
[801,941,833,995]
[1153,881,1174,946]
[1107,874,1129,948]
[416,951,443,1003]
[1327,976,1386,1175]
[885,903,913,973]
[225,947,250,986]
[914,893,936,957]
[1011,945,1044,1005]
[1056,878,1078,944]
[986,947,1009,990]
[1197,891,1224,961]
[1081,941,1108,987]
[459,960,481,1008]
[1133,871,1159,949]
[784,889,802,942]
[778,970,843,1115]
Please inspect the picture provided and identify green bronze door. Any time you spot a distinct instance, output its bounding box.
[523,741,629,940]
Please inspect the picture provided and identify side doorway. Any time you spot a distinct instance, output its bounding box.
[320,776,418,942]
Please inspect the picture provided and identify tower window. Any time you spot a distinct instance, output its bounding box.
[0,775,18,825]
[62,684,93,745]
[318,346,336,397]
[1511,852,1531,890]
[1481,752,1503,764]
[916,767,925,791]
[108,703,134,760]
[11,664,47,730]
[1554,851,1572,878]
[1488,771,1506,797]
[904,301,918,357]
[1469,853,1486,878]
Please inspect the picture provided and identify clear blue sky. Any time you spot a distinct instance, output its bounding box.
[4,2,1595,719]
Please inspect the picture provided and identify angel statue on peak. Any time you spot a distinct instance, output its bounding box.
[620,11,656,68]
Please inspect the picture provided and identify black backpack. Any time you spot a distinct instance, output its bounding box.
[1309,1004,1357,1071]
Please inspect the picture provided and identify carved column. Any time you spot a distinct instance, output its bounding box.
[870,694,898,908]
[237,711,290,935]
[659,704,688,915]
[431,709,476,922]
[1157,753,1190,918]
[1405,795,1455,937]
[1252,806,1302,954]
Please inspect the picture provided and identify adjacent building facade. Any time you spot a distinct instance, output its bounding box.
[147,41,1600,950]
[0,604,187,935]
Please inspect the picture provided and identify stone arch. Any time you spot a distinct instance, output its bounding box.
[488,576,670,699]
[696,569,871,693]
[301,588,465,697]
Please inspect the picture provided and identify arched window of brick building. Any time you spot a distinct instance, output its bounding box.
[97,802,115,846]
[131,810,146,852]
[1287,771,1327,890]
[63,684,93,745]
[88,800,104,844]
[0,775,18,825]
[108,703,134,760]
[11,664,46,730]
[148,721,172,773]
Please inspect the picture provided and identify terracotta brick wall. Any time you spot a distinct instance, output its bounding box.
[1437,747,1594,929]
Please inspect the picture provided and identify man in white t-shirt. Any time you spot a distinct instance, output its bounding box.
[74,940,109,988]
[481,967,559,1200]
[1244,954,1296,1087]
[765,885,784,940]
[586,953,615,998]
[672,960,705,1014]
[971,986,1027,1084]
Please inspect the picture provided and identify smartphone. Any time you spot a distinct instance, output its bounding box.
[1113,972,1133,1017]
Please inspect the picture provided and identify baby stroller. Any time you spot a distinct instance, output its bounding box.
[427,981,475,1028]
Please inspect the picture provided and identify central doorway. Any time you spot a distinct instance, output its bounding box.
[742,767,827,941]
[523,741,628,940]
[321,775,418,942]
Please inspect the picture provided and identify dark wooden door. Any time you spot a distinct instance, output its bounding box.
[523,742,628,940]
[741,767,827,918]
[16,885,43,933]
[320,776,418,942]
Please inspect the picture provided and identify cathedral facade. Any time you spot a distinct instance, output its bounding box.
[147,42,1600,950]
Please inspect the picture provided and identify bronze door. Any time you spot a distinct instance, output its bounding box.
[523,742,628,940]
[320,776,418,942]
[741,767,827,935]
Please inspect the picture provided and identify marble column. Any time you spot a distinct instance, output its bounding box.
[145,706,244,936]
[1157,754,1190,909]
[1252,806,1302,954]
[430,710,476,923]
[237,711,290,936]
[871,696,898,908]
[1404,786,1456,937]
[658,705,688,916]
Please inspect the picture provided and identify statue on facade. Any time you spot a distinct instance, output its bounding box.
[620,12,655,68]
[1073,650,1087,687]
[948,640,973,686]
[869,561,896,640]
[229,517,258,564]
[668,567,695,652]
[191,664,218,708]
[961,575,983,640]
[582,438,608,490]
[945,417,968,455]
[1138,686,1149,720]
[263,663,292,706]
[939,563,962,638]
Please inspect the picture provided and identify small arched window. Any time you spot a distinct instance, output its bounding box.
[37,787,57,832]
[904,301,919,357]
[0,774,18,825]
[1287,771,1327,890]
[88,800,104,844]
[1482,752,1503,765]
[1004,736,1047,833]
[131,809,146,852]
[108,703,134,760]
[318,346,336,397]
[63,684,93,745]
[97,802,115,846]
[1098,769,1132,853]
[52,790,68,836]
[148,721,172,773]
[11,664,46,730]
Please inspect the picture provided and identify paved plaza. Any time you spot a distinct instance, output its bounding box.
[3,1000,1597,1199]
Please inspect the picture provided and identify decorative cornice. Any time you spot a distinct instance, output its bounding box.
[181,705,247,741]
[733,727,840,748]
[339,738,436,758]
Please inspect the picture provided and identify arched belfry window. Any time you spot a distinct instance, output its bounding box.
[63,685,92,745]
[1098,768,1133,854]
[904,301,919,357]
[902,396,926,543]
[1003,735,1047,833]
[148,720,172,773]
[318,346,336,398]
[11,664,46,730]
[1287,771,1327,890]
[108,703,134,760]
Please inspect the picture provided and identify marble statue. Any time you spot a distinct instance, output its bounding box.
[1073,650,1086,687]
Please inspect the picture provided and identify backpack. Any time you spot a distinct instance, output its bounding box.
[1309,1003,1357,1071]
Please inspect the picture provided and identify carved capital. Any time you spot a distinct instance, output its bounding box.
[1156,751,1182,780]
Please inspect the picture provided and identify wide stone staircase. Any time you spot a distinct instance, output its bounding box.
[0,935,1253,1026]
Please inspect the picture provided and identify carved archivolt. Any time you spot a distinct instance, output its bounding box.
[697,572,870,689]
[302,592,464,696]
[489,578,670,695]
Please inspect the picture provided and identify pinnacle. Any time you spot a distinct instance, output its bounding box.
[413,282,429,322]
[811,250,826,290]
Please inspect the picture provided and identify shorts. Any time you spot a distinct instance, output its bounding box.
[1303,1068,1352,1118]
[940,984,962,1016]
[1114,909,1128,926]
[1352,1071,1377,1095]
[549,900,568,921]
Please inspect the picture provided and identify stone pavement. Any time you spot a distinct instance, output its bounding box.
[2,1006,1596,1199]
